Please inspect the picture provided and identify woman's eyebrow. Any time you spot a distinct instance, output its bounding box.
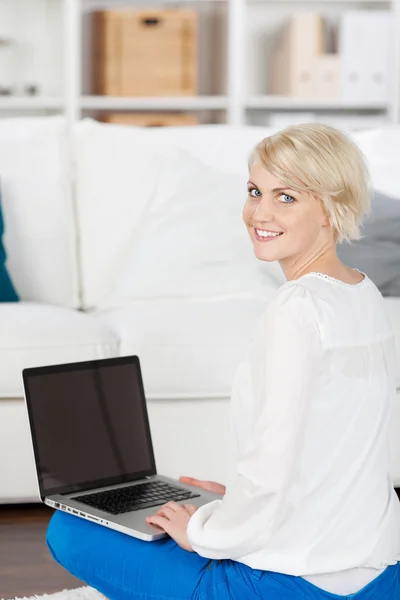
[272,187,294,193]
[247,181,295,194]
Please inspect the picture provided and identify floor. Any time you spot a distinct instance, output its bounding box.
[0,503,82,599]
[2,492,400,599]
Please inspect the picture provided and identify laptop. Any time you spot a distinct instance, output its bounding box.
[22,355,223,541]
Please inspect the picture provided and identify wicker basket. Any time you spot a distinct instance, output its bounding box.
[100,112,198,126]
[93,9,198,96]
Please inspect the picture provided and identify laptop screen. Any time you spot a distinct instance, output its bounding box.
[23,356,156,498]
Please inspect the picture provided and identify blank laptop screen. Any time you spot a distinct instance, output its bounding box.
[25,359,156,497]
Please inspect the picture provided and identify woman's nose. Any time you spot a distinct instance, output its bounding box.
[254,203,275,221]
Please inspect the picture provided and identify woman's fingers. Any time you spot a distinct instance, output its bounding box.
[154,506,175,519]
[179,476,225,495]
[155,501,198,519]
[152,501,180,518]
[183,503,199,516]
[179,476,198,485]
[145,514,169,532]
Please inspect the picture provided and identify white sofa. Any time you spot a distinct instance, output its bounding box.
[1,117,399,503]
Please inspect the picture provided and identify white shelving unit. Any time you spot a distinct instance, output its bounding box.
[0,97,63,110]
[80,95,229,110]
[0,0,399,127]
[246,96,389,111]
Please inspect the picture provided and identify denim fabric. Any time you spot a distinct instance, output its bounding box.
[46,511,400,600]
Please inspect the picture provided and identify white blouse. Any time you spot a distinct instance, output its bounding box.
[187,270,400,595]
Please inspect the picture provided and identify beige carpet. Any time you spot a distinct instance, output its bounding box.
[2,587,106,600]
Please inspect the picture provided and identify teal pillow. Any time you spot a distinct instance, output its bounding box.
[0,192,18,302]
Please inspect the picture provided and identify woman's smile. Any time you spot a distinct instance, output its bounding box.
[254,228,284,242]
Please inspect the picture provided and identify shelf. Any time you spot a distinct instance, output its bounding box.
[248,0,390,3]
[80,0,391,2]
[246,96,388,111]
[0,95,387,114]
[80,96,228,111]
[0,97,63,110]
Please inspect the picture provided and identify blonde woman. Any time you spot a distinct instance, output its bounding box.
[46,123,400,599]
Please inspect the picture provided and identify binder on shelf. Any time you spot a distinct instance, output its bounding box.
[285,13,323,97]
[94,11,121,96]
[270,13,327,98]
[339,10,391,103]
[315,54,340,99]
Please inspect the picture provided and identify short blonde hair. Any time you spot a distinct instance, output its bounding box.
[248,123,372,244]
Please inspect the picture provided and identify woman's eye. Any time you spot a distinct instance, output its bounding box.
[248,188,261,198]
[279,193,295,204]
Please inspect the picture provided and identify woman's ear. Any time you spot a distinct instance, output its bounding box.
[321,200,332,228]
[322,213,331,227]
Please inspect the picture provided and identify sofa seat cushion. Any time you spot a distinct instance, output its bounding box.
[89,294,296,399]
[0,302,119,398]
[91,295,400,399]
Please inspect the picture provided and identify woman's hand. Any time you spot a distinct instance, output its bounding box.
[179,475,226,496]
[146,501,199,552]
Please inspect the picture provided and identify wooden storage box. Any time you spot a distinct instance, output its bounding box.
[93,9,198,96]
[100,112,199,127]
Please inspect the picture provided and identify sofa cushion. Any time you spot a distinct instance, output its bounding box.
[90,296,273,398]
[100,150,283,305]
[0,116,79,307]
[140,123,273,176]
[337,191,400,296]
[352,126,400,197]
[90,295,400,399]
[73,119,274,309]
[0,189,18,302]
[0,303,119,398]
[73,119,172,310]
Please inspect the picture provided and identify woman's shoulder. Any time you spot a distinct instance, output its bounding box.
[272,278,319,309]
[264,279,322,329]
[270,273,393,347]
[272,273,353,312]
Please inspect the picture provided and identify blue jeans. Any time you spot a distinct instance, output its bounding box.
[46,511,400,600]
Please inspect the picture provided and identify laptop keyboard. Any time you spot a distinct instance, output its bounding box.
[73,480,201,515]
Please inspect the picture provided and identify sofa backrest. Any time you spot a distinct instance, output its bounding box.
[0,116,79,307]
[4,117,397,311]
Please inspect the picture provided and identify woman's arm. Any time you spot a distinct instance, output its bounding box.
[187,285,323,559]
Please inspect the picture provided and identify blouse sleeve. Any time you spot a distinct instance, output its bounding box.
[186,284,323,559]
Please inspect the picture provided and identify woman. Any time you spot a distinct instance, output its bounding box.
[46,123,400,599]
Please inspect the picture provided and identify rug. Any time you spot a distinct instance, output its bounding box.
[2,586,106,600]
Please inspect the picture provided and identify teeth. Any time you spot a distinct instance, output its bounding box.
[256,229,282,237]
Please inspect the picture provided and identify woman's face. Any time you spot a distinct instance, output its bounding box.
[242,161,332,268]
